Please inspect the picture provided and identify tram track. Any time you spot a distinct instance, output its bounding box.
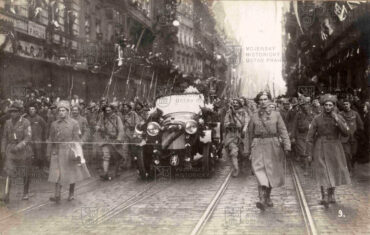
[0,171,137,223]
[189,160,318,235]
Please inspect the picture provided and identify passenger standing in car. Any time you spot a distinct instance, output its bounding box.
[224,98,250,177]
[306,94,351,208]
[245,91,291,211]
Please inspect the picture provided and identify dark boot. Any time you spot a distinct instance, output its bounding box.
[265,187,273,207]
[303,158,310,176]
[256,186,266,211]
[328,187,336,204]
[231,156,239,177]
[319,186,329,208]
[68,183,75,201]
[50,183,61,203]
[22,177,30,200]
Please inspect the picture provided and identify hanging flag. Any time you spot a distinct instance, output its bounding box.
[334,2,348,22]
[293,1,304,34]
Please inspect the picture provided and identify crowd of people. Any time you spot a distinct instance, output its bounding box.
[0,89,369,211]
[222,91,370,210]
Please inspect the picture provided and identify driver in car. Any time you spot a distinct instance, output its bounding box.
[224,98,250,177]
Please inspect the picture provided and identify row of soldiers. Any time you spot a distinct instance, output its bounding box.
[222,94,367,178]
[0,97,151,202]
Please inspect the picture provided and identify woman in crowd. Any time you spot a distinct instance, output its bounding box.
[305,94,351,208]
[245,91,291,211]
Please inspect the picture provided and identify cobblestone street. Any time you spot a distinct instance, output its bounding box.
[293,162,370,235]
[0,158,369,235]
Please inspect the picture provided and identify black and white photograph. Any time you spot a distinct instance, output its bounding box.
[0,0,369,234]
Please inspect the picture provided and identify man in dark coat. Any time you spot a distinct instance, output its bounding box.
[47,100,91,203]
[1,101,33,202]
[339,99,364,173]
[25,103,47,171]
[291,97,315,175]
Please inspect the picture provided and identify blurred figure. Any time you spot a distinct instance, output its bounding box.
[291,97,315,175]
[1,101,33,202]
[96,104,125,180]
[223,98,250,177]
[25,103,47,171]
[339,99,364,174]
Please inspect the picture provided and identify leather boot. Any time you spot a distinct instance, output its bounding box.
[22,177,30,200]
[304,158,310,176]
[50,183,61,203]
[328,187,336,204]
[265,187,273,207]
[256,186,266,211]
[68,183,75,201]
[231,156,239,177]
[319,186,329,208]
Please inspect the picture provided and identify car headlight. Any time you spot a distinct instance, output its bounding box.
[147,122,161,136]
[185,120,198,134]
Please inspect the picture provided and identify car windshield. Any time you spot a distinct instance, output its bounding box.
[155,93,205,115]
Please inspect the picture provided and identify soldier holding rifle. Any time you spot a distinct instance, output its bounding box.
[223,98,250,177]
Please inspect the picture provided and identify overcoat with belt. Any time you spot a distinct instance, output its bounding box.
[1,116,33,177]
[305,112,351,187]
[47,117,90,186]
[246,109,291,188]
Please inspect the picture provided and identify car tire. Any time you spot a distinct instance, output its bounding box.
[202,143,213,178]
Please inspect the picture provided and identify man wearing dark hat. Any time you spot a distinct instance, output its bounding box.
[339,99,364,173]
[223,98,250,177]
[1,101,33,202]
[25,102,47,171]
[47,100,91,203]
[96,103,125,180]
[291,96,315,175]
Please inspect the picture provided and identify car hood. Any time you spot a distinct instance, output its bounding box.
[161,112,197,126]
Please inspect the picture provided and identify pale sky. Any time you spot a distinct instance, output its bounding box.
[222,1,288,98]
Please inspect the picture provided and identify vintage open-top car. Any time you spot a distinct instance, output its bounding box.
[134,89,222,179]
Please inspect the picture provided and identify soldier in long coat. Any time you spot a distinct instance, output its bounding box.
[47,101,91,203]
[306,94,351,208]
[245,91,291,211]
[1,101,33,201]
[291,97,315,175]
[95,104,125,180]
[224,98,250,177]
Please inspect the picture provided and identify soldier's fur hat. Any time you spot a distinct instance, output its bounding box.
[320,94,337,105]
[57,100,71,111]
